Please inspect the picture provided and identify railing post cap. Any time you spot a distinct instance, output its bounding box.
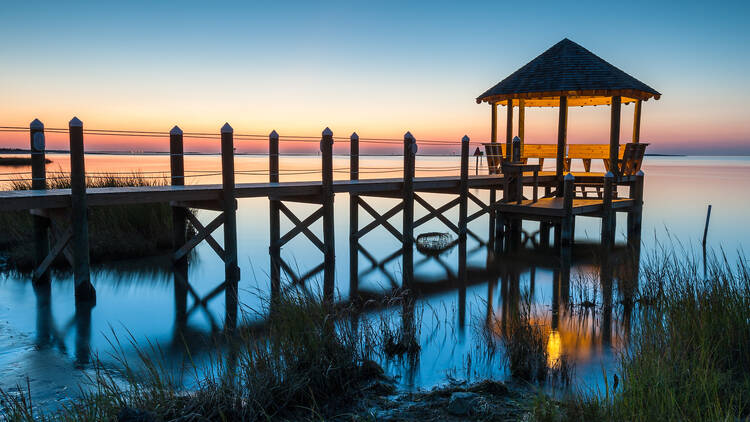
[462,135,470,143]
[221,122,233,134]
[513,136,521,142]
[636,170,644,177]
[404,131,414,141]
[30,119,44,130]
[564,172,575,181]
[350,131,359,140]
[322,127,333,137]
[269,130,279,139]
[69,117,83,127]
[605,171,615,178]
[170,125,183,135]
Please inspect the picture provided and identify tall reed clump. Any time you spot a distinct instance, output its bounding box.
[500,296,549,383]
[0,291,385,421]
[0,172,191,271]
[533,248,750,421]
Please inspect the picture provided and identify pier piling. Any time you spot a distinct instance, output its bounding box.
[68,117,95,302]
[403,132,416,287]
[221,123,239,331]
[458,135,469,285]
[170,125,188,325]
[269,130,281,302]
[560,173,575,247]
[321,128,336,303]
[602,171,616,249]
[30,119,49,284]
[349,132,359,298]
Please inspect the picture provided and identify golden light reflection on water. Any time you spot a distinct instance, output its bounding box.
[547,329,561,367]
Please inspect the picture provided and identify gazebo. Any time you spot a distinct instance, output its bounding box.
[476,38,660,181]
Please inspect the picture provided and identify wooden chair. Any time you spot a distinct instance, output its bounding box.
[521,144,558,169]
[617,143,648,176]
[482,143,504,174]
[571,143,648,198]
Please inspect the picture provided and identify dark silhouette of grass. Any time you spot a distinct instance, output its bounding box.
[532,248,750,421]
[0,172,193,271]
[0,290,387,421]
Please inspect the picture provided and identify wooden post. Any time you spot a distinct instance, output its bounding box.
[490,103,498,144]
[601,171,615,249]
[632,99,642,143]
[505,99,514,160]
[561,173,575,246]
[489,103,497,249]
[170,125,187,326]
[518,99,525,158]
[170,126,186,258]
[321,128,335,303]
[269,130,280,302]
[349,132,359,299]
[68,117,95,302]
[221,123,239,331]
[30,119,49,284]
[540,222,550,248]
[610,96,622,177]
[556,96,568,195]
[403,132,416,287]
[627,170,644,248]
[458,135,469,285]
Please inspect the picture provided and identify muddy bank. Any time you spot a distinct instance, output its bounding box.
[353,379,532,421]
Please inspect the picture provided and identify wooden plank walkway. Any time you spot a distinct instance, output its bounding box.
[498,197,635,217]
[0,173,556,211]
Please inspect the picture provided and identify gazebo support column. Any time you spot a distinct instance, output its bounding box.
[555,96,568,195]
[518,99,525,157]
[610,95,622,176]
[491,103,498,143]
[518,99,527,246]
[505,99,513,160]
[632,99,642,143]
[489,103,497,249]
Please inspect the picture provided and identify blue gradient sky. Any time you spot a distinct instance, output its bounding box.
[1,1,749,154]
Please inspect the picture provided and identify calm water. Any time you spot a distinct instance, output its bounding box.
[1,153,749,407]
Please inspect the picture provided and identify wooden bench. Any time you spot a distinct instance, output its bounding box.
[482,143,504,175]
[566,144,627,172]
[521,144,558,169]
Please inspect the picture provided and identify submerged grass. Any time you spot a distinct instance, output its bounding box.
[0,290,386,421]
[532,247,750,421]
[0,173,191,271]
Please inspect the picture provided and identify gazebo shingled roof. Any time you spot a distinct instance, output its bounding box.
[476,38,661,107]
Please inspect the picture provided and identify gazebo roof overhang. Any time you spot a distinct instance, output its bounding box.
[476,38,660,107]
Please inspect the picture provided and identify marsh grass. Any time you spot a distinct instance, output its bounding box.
[0,172,192,271]
[0,290,387,421]
[475,291,574,387]
[532,247,750,421]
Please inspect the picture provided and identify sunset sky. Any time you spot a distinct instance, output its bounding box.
[1,1,748,154]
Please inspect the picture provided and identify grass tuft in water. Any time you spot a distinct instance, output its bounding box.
[0,172,193,271]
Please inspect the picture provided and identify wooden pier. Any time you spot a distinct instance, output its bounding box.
[1,117,645,315]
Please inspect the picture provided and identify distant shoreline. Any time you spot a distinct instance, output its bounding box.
[0,148,745,158]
